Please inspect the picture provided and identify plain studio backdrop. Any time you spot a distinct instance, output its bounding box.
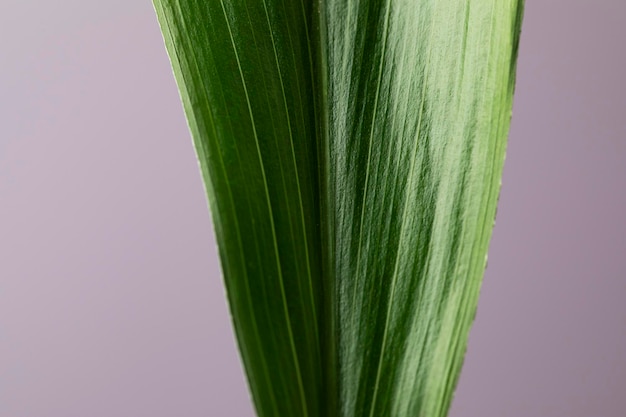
[1,2,624,416]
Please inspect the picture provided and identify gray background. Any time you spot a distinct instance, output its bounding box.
[1,1,624,416]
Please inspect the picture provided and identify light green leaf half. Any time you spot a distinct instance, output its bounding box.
[152,1,523,416]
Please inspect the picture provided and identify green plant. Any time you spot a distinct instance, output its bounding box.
[152,1,523,416]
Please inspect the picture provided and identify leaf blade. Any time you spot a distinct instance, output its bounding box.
[152,1,523,416]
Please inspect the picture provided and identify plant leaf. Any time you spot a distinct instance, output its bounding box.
[152,1,523,416]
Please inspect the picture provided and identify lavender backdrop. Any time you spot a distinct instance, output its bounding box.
[1,1,624,416]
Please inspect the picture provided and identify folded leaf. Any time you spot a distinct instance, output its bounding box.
[152,1,523,416]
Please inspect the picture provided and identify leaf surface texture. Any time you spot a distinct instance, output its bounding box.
[153,1,523,416]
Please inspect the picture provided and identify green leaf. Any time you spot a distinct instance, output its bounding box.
[152,1,523,416]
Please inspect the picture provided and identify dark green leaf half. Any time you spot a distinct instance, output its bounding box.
[152,1,523,416]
